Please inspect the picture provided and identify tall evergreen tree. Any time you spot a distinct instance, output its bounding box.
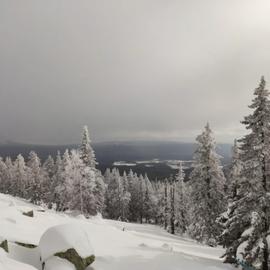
[5,157,15,195]
[105,168,123,219]
[56,150,72,210]
[221,77,270,269]
[188,123,226,245]
[120,171,131,221]
[168,176,176,234]
[69,150,97,216]
[43,155,55,179]
[143,174,157,223]
[0,158,8,194]
[175,161,188,234]
[128,171,141,222]
[27,151,44,204]
[138,174,146,223]
[163,178,169,230]
[48,152,62,209]
[92,169,106,214]
[79,125,105,215]
[42,155,55,204]
[13,154,28,198]
[79,126,96,168]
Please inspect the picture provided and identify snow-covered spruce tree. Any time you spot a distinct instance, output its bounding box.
[163,178,169,230]
[175,161,188,234]
[188,123,226,245]
[153,180,167,225]
[43,155,55,179]
[228,140,243,199]
[120,171,131,221]
[47,151,62,209]
[105,168,124,219]
[105,168,131,221]
[0,158,8,193]
[27,151,45,204]
[68,150,97,216]
[13,154,28,198]
[56,149,72,211]
[143,174,158,223]
[79,125,105,214]
[128,170,141,222]
[217,140,243,260]
[104,168,112,184]
[79,125,96,168]
[168,175,176,234]
[42,155,56,204]
[92,169,106,214]
[138,174,146,223]
[221,77,270,269]
[4,157,15,195]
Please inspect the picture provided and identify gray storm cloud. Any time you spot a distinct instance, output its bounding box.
[0,0,270,144]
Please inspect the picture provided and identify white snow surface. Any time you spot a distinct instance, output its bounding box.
[44,257,76,270]
[0,193,235,270]
[0,249,36,270]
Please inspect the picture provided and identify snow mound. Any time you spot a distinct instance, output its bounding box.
[39,223,94,261]
[162,243,173,251]
[8,201,16,207]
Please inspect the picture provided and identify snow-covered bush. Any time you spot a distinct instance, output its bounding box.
[39,224,95,270]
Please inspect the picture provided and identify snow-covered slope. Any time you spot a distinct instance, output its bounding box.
[0,193,235,270]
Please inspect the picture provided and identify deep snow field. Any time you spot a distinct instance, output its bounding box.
[0,193,235,270]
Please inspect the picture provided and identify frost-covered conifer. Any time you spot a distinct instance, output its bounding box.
[13,154,28,198]
[79,126,96,168]
[217,140,243,257]
[105,168,123,219]
[43,155,55,179]
[188,123,226,245]
[0,158,8,193]
[163,178,169,230]
[42,155,55,204]
[69,150,97,216]
[221,77,270,269]
[78,125,105,215]
[92,169,106,214]
[27,151,44,204]
[143,174,157,223]
[5,157,15,195]
[138,174,146,223]
[175,162,188,234]
[56,150,72,210]
[128,171,141,222]
[168,176,176,234]
[120,171,131,221]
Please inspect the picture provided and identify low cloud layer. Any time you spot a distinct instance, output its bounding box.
[1,0,270,144]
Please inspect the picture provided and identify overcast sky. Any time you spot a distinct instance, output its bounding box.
[0,0,270,144]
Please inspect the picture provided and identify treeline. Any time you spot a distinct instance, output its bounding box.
[0,126,105,216]
[0,77,270,269]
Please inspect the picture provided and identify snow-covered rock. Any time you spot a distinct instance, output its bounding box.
[0,237,8,253]
[39,224,95,270]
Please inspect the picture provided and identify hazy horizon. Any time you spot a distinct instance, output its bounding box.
[1,137,234,146]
